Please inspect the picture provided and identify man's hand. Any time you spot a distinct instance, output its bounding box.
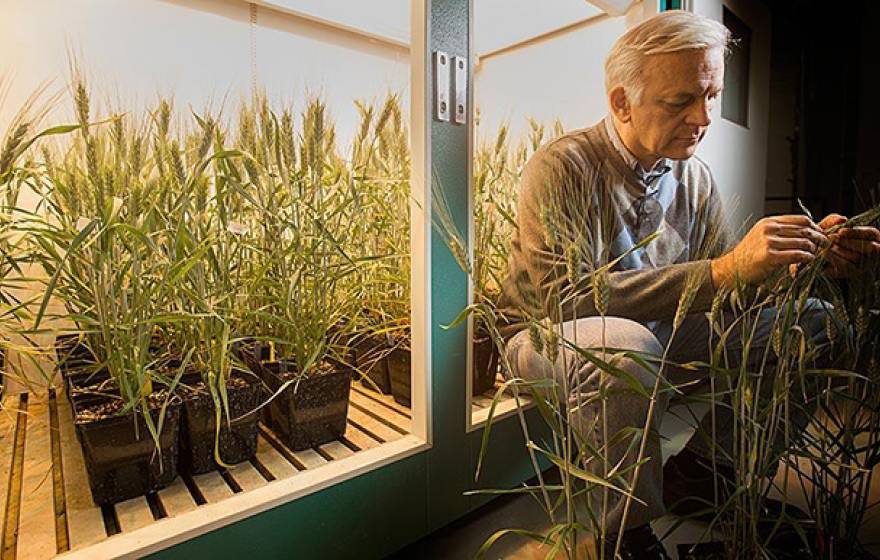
[710,215,828,289]
[817,213,880,278]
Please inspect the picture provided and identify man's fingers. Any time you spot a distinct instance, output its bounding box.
[769,248,815,265]
[837,238,880,255]
[774,215,819,227]
[769,235,818,254]
[837,226,880,241]
[830,244,860,266]
[774,224,829,247]
[819,213,847,230]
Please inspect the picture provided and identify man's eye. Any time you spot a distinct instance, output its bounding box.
[666,99,690,109]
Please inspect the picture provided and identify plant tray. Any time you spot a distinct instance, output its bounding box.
[0,384,410,558]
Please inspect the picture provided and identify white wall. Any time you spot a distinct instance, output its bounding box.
[0,0,410,150]
[474,7,636,143]
[691,0,771,229]
[474,0,772,231]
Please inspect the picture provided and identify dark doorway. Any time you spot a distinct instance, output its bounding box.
[762,0,877,219]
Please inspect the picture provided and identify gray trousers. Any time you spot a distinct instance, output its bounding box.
[505,300,831,531]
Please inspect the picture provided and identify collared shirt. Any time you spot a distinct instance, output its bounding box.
[602,115,680,270]
[603,115,672,188]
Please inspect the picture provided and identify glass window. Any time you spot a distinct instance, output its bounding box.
[0,1,425,556]
[722,6,752,126]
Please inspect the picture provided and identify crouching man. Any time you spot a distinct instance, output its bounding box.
[496,10,880,559]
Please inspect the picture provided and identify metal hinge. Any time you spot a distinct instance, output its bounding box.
[433,50,467,125]
[433,50,450,122]
[452,55,467,125]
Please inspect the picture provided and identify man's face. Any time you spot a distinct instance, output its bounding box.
[625,47,725,162]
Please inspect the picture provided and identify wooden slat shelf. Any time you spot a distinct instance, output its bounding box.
[0,382,410,559]
[472,373,512,412]
[471,373,532,426]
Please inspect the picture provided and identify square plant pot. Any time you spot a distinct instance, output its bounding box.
[233,339,274,425]
[472,336,499,397]
[177,368,262,475]
[353,334,392,395]
[55,335,98,399]
[257,360,352,451]
[73,392,181,506]
[66,369,113,423]
[387,347,411,407]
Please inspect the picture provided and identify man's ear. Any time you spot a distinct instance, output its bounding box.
[609,87,632,123]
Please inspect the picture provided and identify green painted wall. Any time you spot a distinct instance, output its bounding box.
[148,2,548,558]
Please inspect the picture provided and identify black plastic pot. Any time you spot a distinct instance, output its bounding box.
[326,320,358,362]
[353,334,392,395]
[387,347,411,407]
[178,369,262,475]
[234,339,270,374]
[233,340,273,425]
[72,393,181,506]
[65,368,112,424]
[55,336,97,396]
[256,360,352,451]
[472,336,499,397]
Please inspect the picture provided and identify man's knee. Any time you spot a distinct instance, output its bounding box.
[505,317,663,387]
[569,317,663,391]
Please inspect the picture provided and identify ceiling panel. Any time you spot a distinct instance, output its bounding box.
[474,0,604,54]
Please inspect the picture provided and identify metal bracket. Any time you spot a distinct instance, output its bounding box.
[433,50,450,122]
[452,55,467,125]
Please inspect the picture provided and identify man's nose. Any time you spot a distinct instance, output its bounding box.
[686,99,712,127]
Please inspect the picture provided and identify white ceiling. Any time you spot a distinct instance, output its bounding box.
[257,0,633,55]
[255,0,411,46]
[474,0,604,54]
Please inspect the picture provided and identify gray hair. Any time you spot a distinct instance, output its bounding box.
[605,10,731,104]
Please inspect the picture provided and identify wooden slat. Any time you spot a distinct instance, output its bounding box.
[17,398,57,559]
[0,381,417,557]
[0,396,20,549]
[191,471,233,504]
[318,441,354,461]
[157,479,198,518]
[1,395,26,560]
[56,394,106,550]
[350,391,410,434]
[48,395,69,554]
[289,448,327,470]
[115,497,154,533]
[472,394,493,408]
[255,436,297,479]
[342,422,381,451]
[347,405,403,444]
[225,461,267,493]
[350,384,412,418]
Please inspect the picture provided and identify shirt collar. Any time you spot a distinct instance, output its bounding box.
[604,115,671,186]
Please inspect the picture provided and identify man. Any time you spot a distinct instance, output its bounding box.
[497,10,880,558]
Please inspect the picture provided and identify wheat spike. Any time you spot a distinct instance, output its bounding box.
[593,268,610,317]
[0,122,28,175]
[528,321,544,355]
[856,305,868,345]
[825,312,838,346]
[544,323,559,365]
[673,264,707,330]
